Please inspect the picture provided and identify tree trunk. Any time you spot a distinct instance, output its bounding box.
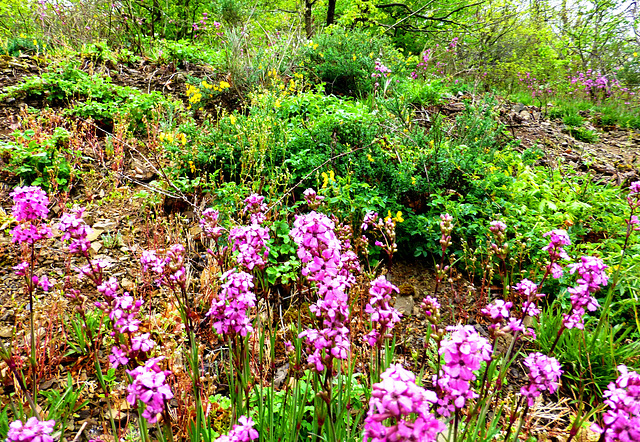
[326,0,336,26]
[305,0,314,38]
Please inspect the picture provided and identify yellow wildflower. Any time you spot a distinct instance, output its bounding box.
[367,154,374,162]
[321,172,328,188]
[229,114,237,125]
[328,170,334,182]
[411,176,416,185]
[177,133,187,145]
[219,80,230,89]
[393,211,404,223]
[189,161,195,174]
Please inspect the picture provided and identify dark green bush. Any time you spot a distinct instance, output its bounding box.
[302,27,402,97]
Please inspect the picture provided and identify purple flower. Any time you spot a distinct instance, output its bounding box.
[140,245,186,287]
[364,364,444,442]
[126,357,173,424]
[229,224,270,271]
[131,333,156,352]
[420,296,441,318]
[109,345,130,368]
[13,261,29,276]
[38,275,52,292]
[215,415,259,442]
[365,276,402,347]
[303,188,324,209]
[542,229,571,278]
[58,208,91,254]
[200,208,225,239]
[10,186,49,222]
[489,220,506,234]
[562,256,607,330]
[520,352,562,406]
[7,417,55,442]
[291,212,358,372]
[207,270,256,337]
[97,277,119,298]
[11,223,53,245]
[434,325,492,416]
[243,193,267,224]
[481,299,512,322]
[592,365,640,441]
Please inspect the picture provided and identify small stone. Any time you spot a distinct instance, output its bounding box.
[394,295,415,316]
[86,229,104,242]
[93,220,117,231]
[0,326,13,338]
[121,278,135,291]
[90,242,102,254]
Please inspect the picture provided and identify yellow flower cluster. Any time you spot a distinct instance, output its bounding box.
[186,84,203,110]
[202,80,231,92]
[385,210,404,224]
[321,170,335,188]
[158,132,187,145]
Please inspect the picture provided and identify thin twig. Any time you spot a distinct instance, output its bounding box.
[71,421,88,442]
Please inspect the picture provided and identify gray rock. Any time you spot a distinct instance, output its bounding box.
[394,295,415,316]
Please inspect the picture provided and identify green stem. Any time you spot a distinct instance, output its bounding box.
[28,244,37,401]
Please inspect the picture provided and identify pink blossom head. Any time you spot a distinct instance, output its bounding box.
[10,186,49,222]
[520,352,562,406]
[481,299,512,322]
[303,188,324,208]
[7,417,55,442]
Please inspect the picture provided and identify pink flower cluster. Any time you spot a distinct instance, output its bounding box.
[372,60,391,79]
[7,417,55,442]
[10,186,49,222]
[95,277,154,368]
[10,186,52,245]
[365,276,402,347]
[361,211,397,260]
[520,352,562,406]
[481,299,512,323]
[200,208,225,240]
[214,416,259,442]
[243,193,268,224]
[568,70,627,101]
[563,256,608,330]
[58,207,92,254]
[627,182,640,232]
[410,48,433,79]
[628,181,640,209]
[141,244,187,288]
[434,325,492,416]
[364,364,444,442]
[126,357,174,424]
[291,211,358,372]
[592,365,640,442]
[303,188,324,210]
[207,270,256,337]
[542,229,571,279]
[229,224,270,271]
[489,220,508,260]
[480,285,539,340]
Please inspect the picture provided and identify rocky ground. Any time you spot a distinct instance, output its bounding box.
[0,54,633,441]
